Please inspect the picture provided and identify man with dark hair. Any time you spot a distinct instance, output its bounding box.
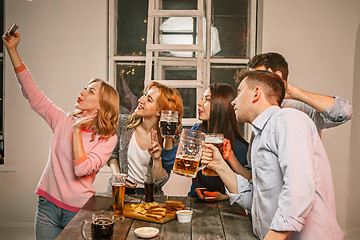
[248,52,353,135]
[202,70,343,239]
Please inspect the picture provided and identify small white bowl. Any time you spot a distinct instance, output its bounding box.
[176,210,193,223]
[134,227,159,238]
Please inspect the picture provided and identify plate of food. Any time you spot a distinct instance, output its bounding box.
[123,201,185,223]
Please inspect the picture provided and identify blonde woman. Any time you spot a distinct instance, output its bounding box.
[3,32,119,239]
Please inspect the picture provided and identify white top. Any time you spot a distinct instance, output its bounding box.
[127,134,151,188]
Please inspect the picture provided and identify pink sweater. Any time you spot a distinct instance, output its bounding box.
[15,64,117,212]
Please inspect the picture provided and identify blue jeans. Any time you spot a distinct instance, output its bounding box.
[34,196,77,240]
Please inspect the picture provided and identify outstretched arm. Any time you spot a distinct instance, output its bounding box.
[285,82,334,112]
[283,82,353,133]
[3,33,23,68]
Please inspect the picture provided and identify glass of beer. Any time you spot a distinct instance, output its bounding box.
[202,133,224,176]
[160,110,179,138]
[81,210,115,240]
[111,173,126,220]
[173,129,206,178]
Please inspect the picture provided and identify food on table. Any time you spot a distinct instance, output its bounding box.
[129,201,185,220]
[165,201,186,211]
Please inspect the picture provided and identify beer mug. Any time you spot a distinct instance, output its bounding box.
[111,173,126,220]
[173,129,206,178]
[159,110,179,138]
[81,211,115,240]
[202,133,224,176]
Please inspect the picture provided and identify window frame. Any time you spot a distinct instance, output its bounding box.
[108,0,259,138]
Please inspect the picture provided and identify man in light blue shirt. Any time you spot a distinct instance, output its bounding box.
[202,70,343,239]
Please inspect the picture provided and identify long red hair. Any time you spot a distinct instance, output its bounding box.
[127,82,184,143]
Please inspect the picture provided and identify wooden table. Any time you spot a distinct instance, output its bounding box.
[56,193,257,240]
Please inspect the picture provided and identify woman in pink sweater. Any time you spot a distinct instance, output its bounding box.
[3,33,119,239]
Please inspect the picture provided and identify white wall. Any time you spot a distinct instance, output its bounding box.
[348,16,360,239]
[261,0,360,239]
[0,0,107,226]
[0,0,359,239]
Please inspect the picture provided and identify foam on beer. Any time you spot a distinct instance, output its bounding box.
[205,136,223,144]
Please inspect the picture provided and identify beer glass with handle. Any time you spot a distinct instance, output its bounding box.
[81,210,115,240]
[159,110,179,138]
[173,129,206,178]
[111,173,126,220]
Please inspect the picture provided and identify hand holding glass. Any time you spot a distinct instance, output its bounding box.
[202,133,224,176]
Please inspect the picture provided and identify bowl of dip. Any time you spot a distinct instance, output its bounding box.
[134,227,159,238]
[176,210,193,223]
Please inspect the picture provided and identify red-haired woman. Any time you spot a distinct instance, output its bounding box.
[108,82,184,194]
[3,32,119,239]
[190,83,249,201]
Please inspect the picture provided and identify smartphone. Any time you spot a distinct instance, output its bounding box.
[196,187,206,197]
[3,22,19,40]
[126,176,136,184]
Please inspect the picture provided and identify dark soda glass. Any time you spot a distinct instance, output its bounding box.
[91,217,114,240]
[144,182,155,202]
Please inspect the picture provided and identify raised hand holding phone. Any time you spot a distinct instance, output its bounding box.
[3,22,19,40]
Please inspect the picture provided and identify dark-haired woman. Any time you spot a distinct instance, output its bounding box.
[188,83,249,202]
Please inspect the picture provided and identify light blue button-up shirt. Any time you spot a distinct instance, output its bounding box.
[227,106,343,239]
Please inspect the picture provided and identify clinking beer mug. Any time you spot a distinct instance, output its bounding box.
[202,134,232,177]
[202,133,224,176]
[172,129,206,178]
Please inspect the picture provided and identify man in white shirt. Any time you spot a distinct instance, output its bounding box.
[201,70,343,239]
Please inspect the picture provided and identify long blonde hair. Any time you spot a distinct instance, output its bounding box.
[73,79,119,141]
[127,82,184,142]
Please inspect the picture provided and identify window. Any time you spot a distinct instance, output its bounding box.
[109,0,257,137]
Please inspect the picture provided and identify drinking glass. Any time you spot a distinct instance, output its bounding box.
[172,129,206,178]
[144,165,155,202]
[81,210,115,240]
[159,110,179,138]
[111,173,126,220]
[202,133,224,176]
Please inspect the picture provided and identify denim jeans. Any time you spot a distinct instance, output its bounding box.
[34,196,77,240]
